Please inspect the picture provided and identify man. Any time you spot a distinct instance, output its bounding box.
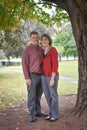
[22,31,44,122]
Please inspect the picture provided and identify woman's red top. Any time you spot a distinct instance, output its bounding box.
[43,47,59,76]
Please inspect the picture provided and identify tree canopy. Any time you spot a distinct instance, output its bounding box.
[0,0,69,30]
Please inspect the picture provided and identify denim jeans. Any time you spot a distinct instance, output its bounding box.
[41,75,60,119]
[27,73,43,118]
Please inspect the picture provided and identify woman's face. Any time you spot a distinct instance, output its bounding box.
[41,37,50,48]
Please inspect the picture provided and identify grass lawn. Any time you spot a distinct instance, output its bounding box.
[59,60,78,78]
[0,61,78,109]
[0,66,22,72]
[0,71,27,109]
[58,80,77,96]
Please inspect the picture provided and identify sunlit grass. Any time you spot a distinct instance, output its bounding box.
[0,65,22,72]
[58,80,77,96]
[59,60,78,78]
[0,72,27,109]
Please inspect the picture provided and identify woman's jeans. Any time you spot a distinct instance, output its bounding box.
[41,75,60,119]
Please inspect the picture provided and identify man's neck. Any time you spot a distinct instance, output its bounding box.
[31,43,38,46]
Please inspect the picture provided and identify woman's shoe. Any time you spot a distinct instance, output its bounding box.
[49,117,58,122]
[45,115,51,120]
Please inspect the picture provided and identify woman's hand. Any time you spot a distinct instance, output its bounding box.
[50,72,56,87]
[50,78,54,87]
[26,79,32,86]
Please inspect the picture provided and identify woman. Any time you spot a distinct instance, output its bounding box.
[41,34,60,122]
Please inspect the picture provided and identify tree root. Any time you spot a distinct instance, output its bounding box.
[69,104,87,117]
[78,104,87,117]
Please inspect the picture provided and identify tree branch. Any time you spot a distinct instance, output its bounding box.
[41,0,68,10]
[37,2,58,8]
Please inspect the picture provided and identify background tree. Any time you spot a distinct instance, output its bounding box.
[54,21,78,61]
[0,20,56,60]
[0,31,5,49]
[63,42,78,60]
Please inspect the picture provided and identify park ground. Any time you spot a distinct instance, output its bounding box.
[0,95,87,130]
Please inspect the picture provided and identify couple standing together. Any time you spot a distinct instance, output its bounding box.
[22,31,60,122]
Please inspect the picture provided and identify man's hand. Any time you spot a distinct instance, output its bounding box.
[26,79,32,86]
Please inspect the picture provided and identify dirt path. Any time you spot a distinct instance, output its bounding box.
[0,95,87,130]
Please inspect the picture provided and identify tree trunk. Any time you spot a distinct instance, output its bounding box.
[59,53,62,62]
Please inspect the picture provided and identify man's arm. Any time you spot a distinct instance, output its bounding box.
[22,49,32,86]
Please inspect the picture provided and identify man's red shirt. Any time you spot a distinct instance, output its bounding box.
[22,44,43,79]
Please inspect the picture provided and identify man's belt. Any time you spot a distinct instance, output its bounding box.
[30,72,41,75]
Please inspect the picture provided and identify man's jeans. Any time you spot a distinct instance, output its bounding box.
[27,73,43,118]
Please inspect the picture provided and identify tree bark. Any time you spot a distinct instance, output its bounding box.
[66,0,87,115]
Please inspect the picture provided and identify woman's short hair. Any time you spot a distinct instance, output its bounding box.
[41,34,52,46]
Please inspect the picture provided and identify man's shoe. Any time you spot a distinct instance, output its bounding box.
[29,118,36,122]
[36,112,47,117]
[45,115,51,120]
[29,116,36,122]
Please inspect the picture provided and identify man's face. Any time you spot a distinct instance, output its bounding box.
[30,34,39,45]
